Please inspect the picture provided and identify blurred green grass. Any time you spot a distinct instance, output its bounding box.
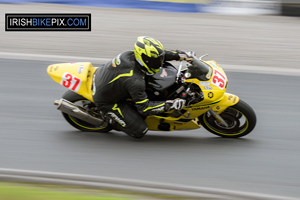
[0,182,197,200]
[0,183,133,200]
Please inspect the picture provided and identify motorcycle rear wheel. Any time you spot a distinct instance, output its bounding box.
[199,99,256,138]
[61,90,112,132]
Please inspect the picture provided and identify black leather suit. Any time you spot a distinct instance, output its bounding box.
[92,50,181,138]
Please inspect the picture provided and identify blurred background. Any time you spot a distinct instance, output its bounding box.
[0,0,300,68]
[1,0,300,199]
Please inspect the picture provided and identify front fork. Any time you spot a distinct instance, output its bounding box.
[208,93,240,127]
[208,109,229,127]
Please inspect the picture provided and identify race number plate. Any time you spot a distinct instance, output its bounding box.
[211,69,226,90]
[60,72,82,92]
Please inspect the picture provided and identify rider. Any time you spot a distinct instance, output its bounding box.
[92,36,194,138]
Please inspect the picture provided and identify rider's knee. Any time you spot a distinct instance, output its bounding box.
[126,126,148,139]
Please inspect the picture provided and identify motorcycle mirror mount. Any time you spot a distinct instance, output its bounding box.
[176,61,183,83]
[199,54,208,60]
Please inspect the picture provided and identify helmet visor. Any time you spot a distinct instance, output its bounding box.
[142,52,165,74]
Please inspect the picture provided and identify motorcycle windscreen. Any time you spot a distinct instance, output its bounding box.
[187,59,212,81]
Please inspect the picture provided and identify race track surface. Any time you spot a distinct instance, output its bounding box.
[1,3,300,199]
[1,58,300,198]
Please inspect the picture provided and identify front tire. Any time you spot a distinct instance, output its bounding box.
[61,90,112,132]
[199,99,256,138]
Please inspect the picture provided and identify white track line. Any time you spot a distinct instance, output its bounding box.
[0,168,299,200]
[1,51,300,76]
[0,51,110,63]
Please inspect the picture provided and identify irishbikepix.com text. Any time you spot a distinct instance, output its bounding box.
[5,14,91,31]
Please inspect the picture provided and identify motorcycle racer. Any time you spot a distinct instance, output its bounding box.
[92,36,193,138]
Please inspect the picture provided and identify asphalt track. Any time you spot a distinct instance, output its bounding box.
[0,57,300,199]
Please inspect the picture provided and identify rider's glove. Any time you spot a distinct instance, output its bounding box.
[179,51,196,62]
[185,51,196,58]
[165,99,186,111]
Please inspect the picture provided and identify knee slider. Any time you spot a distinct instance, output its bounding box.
[127,127,148,139]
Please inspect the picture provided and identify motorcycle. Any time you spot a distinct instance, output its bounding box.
[47,55,256,138]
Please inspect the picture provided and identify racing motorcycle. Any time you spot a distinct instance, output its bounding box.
[47,55,256,138]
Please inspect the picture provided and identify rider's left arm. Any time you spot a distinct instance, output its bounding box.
[164,50,193,61]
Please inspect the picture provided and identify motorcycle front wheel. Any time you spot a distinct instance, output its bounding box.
[61,90,112,132]
[199,99,256,138]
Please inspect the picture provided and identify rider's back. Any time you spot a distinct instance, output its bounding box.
[93,51,145,106]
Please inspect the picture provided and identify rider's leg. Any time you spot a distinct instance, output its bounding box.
[99,102,148,138]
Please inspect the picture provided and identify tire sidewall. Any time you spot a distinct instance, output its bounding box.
[199,99,256,138]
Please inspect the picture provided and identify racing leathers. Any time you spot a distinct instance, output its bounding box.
[92,50,184,138]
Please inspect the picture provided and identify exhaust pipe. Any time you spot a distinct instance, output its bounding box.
[54,98,106,127]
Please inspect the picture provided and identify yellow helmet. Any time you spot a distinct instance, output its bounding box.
[134,36,165,74]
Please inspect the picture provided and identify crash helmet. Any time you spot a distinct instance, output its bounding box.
[134,36,165,74]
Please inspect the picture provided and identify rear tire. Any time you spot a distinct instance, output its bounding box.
[199,99,256,138]
[61,90,112,132]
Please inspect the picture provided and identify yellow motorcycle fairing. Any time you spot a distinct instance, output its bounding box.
[145,60,240,131]
[145,93,239,131]
[47,62,98,101]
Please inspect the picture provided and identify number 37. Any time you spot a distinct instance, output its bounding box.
[60,72,82,92]
[211,69,226,90]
